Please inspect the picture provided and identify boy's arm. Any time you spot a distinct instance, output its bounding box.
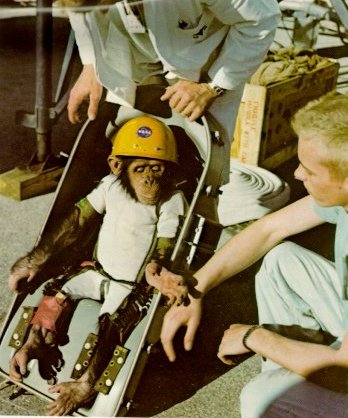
[160,195,325,361]
[193,195,324,295]
[8,198,100,293]
[218,324,347,376]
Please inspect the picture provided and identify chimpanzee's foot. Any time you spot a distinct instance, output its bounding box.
[9,325,60,382]
[9,324,47,382]
[47,380,97,416]
[38,345,64,384]
[9,347,32,382]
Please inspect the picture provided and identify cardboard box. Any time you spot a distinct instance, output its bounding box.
[232,60,340,168]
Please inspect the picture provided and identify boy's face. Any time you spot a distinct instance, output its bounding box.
[294,133,348,209]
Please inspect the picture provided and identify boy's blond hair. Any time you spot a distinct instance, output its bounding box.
[291,92,348,179]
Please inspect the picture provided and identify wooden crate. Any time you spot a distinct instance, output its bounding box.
[0,165,64,200]
[232,60,340,169]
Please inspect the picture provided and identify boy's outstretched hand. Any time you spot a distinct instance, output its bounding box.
[145,262,204,362]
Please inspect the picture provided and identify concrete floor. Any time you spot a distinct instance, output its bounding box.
[0,193,53,415]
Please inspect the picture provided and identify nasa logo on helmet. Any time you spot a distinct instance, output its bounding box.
[137,126,152,139]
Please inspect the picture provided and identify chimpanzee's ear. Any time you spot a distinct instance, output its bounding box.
[108,156,123,176]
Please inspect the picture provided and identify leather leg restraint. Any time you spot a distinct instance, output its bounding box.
[8,265,93,350]
[30,293,70,333]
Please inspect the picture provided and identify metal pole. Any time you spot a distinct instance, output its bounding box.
[35,0,53,162]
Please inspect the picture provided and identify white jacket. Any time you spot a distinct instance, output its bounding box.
[69,0,280,106]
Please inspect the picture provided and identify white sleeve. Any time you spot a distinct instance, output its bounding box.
[157,192,186,238]
[68,11,95,66]
[205,0,281,89]
[86,176,111,215]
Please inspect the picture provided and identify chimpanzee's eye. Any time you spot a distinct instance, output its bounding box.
[134,166,145,173]
[151,165,161,172]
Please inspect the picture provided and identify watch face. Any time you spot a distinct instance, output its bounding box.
[208,82,226,96]
[214,86,225,96]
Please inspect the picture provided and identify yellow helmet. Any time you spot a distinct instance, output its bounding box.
[110,116,178,163]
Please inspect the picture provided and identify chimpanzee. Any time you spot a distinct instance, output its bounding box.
[8,116,189,415]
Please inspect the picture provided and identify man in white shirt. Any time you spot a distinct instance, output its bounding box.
[57,0,280,185]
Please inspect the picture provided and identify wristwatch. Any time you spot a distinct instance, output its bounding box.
[208,81,226,96]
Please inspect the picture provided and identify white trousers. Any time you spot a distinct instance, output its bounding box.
[240,241,345,418]
[61,269,133,317]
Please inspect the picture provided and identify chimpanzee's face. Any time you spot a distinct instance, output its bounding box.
[127,159,166,205]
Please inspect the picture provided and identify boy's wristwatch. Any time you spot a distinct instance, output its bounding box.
[208,81,226,96]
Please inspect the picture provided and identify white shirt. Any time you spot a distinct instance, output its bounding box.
[69,0,280,106]
[313,200,348,296]
[87,174,186,281]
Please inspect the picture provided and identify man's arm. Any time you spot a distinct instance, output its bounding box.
[160,195,325,361]
[161,0,281,121]
[218,324,348,376]
[8,198,100,293]
[68,11,95,67]
[206,0,281,91]
[67,64,103,124]
[67,12,103,123]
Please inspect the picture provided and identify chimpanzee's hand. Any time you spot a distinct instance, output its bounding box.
[145,262,188,306]
[8,255,39,293]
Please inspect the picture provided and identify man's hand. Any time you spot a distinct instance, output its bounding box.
[145,262,188,306]
[67,64,103,124]
[160,297,202,362]
[217,324,252,365]
[160,80,216,122]
[8,255,39,293]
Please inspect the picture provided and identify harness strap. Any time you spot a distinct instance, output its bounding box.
[93,261,138,288]
[30,293,70,333]
[94,345,129,394]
